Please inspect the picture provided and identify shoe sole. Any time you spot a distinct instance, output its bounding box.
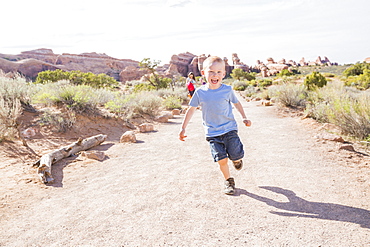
[233,161,243,171]
[224,190,235,195]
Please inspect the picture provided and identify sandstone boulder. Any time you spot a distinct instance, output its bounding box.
[80,151,106,161]
[339,144,355,151]
[138,123,154,133]
[155,112,173,123]
[120,131,137,143]
[171,109,181,115]
[315,133,345,143]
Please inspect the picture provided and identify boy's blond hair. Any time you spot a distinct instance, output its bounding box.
[202,56,225,70]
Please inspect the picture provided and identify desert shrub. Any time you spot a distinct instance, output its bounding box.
[345,69,370,90]
[222,78,235,85]
[133,82,156,92]
[39,110,76,133]
[242,86,258,97]
[272,83,306,108]
[230,68,256,81]
[357,69,370,89]
[304,72,327,91]
[36,69,119,89]
[154,87,188,104]
[33,81,114,115]
[277,69,294,77]
[0,97,22,141]
[257,79,273,88]
[0,75,34,105]
[232,80,249,91]
[305,82,370,139]
[106,91,163,118]
[343,62,370,77]
[163,95,182,110]
[230,68,245,80]
[322,73,335,78]
[128,92,163,117]
[0,75,34,141]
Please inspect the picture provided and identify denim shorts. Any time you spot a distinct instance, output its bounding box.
[206,130,244,162]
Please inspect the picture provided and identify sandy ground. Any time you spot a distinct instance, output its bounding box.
[0,94,370,246]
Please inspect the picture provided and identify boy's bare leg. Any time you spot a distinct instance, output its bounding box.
[218,158,230,179]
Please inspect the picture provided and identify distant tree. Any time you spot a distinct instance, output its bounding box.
[139,58,169,89]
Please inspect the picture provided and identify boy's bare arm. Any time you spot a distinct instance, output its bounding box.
[179,106,197,141]
[234,102,252,127]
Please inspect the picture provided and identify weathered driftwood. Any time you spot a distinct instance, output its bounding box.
[34,134,107,184]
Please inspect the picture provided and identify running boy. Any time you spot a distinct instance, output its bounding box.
[179,56,251,195]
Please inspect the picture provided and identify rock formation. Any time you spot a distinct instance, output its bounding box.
[231,53,249,71]
[165,52,246,78]
[255,57,290,77]
[0,48,139,81]
[119,66,147,82]
[301,56,336,66]
[165,52,197,77]
[0,57,59,79]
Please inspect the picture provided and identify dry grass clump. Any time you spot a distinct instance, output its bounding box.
[0,75,34,141]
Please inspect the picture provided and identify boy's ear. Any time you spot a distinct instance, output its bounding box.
[201,70,205,76]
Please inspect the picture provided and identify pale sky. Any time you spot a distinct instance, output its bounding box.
[1,0,369,66]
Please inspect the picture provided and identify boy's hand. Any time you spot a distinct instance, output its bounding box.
[243,119,252,127]
[179,129,187,141]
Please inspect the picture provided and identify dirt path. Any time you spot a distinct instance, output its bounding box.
[1,94,369,246]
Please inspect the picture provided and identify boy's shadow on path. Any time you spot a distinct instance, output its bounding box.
[235,186,370,229]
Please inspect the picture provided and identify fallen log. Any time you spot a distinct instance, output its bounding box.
[34,134,107,184]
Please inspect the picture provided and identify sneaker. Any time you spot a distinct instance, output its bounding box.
[233,159,243,170]
[224,177,235,195]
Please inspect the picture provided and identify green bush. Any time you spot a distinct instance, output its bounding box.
[345,69,370,90]
[257,79,273,88]
[322,73,335,78]
[343,62,370,77]
[277,69,294,77]
[230,68,256,81]
[36,69,119,89]
[304,72,327,91]
[133,82,156,92]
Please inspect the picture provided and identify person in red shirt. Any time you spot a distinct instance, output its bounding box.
[186,72,196,97]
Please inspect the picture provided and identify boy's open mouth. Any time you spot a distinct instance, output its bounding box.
[210,79,219,84]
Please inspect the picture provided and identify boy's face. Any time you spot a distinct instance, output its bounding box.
[201,61,226,89]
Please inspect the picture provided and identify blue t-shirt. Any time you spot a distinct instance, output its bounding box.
[189,84,239,137]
